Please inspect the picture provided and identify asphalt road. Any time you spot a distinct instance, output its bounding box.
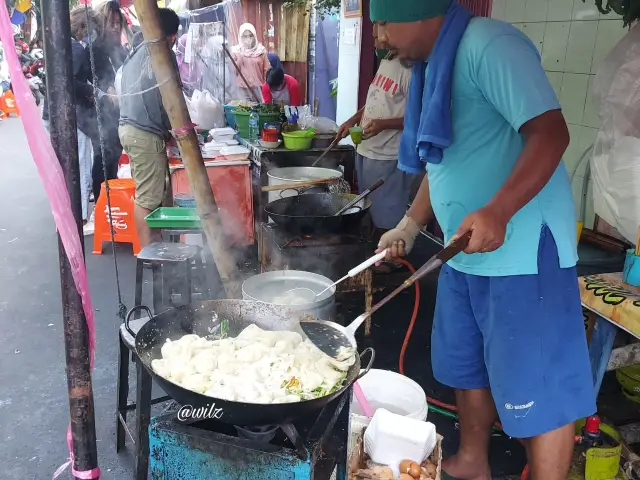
[0,117,137,479]
[0,116,527,479]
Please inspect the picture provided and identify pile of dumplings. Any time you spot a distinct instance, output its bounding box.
[151,324,356,404]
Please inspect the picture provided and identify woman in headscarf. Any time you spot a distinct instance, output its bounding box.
[231,23,269,102]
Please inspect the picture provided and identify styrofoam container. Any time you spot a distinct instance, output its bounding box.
[210,127,236,137]
[220,146,250,156]
[351,369,428,421]
[364,409,437,477]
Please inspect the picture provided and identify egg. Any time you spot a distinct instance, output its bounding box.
[399,474,415,480]
[399,459,415,474]
[408,462,422,478]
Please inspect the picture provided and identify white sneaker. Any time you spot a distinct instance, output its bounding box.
[83,221,95,236]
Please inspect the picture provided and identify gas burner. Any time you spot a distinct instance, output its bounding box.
[260,223,371,281]
[235,424,279,443]
[149,391,352,480]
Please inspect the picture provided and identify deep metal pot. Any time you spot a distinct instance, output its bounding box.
[242,270,336,321]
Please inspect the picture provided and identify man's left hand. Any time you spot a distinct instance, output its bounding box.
[363,119,386,139]
[455,205,509,254]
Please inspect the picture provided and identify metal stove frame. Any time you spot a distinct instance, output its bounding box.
[149,388,352,480]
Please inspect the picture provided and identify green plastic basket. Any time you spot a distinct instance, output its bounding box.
[145,207,201,229]
[282,130,315,150]
[234,110,281,139]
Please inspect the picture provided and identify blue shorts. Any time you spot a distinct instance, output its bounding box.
[432,226,596,438]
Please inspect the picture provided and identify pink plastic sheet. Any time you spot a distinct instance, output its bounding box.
[0,5,99,480]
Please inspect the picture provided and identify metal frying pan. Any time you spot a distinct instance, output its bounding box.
[300,232,473,357]
[125,300,375,426]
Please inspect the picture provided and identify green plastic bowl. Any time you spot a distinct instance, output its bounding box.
[282,130,315,150]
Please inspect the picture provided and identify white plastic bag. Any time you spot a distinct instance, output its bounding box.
[189,89,225,130]
[299,116,339,134]
[591,23,640,244]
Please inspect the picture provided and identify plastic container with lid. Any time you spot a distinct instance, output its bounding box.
[364,409,437,478]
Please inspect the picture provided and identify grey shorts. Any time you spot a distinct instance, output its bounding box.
[355,154,415,230]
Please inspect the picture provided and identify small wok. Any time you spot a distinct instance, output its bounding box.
[126,300,374,426]
[264,193,371,235]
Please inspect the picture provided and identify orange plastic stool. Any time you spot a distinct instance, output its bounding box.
[92,178,142,256]
[0,90,20,117]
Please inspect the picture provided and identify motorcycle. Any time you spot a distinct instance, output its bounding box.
[25,72,42,105]
[22,50,45,105]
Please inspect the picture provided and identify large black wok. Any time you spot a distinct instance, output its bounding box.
[264,193,372,235]
[126,300,374,426]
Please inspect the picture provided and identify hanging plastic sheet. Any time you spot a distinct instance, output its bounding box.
[177,20,242,103]
[591,23,640,245]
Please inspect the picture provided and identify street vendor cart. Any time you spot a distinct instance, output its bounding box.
[581,272,640,475]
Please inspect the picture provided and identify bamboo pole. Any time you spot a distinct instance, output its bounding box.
[134,0,242,298]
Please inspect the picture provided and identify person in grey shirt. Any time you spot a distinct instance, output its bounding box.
[118,8,180,247]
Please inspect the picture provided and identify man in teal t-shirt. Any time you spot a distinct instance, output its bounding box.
[374,1,596,479]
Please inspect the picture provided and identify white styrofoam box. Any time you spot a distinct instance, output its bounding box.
[591,19,627,74]
[547,0,575,22]
[582,76,600,129]
[491,0,506,20]
[541,22,571,71]
[505,0,527,23]
[210,127,236,137]
[565,21,598,74]
[524,0,549,23]
[559,73,589,124]
[364,410,437,478]
[219,146,250,156]
[521,22,546,52]
[572,0,599,20]
[546,71,564,97]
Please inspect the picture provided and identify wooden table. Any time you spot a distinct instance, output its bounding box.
[580,273,640,467]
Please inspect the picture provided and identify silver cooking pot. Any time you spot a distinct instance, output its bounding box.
[242,270,336,321]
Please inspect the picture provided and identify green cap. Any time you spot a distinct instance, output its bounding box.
[370,0,451,22]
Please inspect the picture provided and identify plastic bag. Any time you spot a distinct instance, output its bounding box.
[299,116,339,134]
[189,89,225,130]
[591,23,640,244]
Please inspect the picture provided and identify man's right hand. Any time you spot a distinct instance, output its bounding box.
[376,215,423,260]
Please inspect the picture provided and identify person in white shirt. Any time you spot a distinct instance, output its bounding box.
[336,36,414,233]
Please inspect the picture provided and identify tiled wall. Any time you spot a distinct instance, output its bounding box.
[491,0,628,227]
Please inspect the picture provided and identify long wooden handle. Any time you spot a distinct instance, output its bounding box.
[261,177,338,192]
[636,225,640,255]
